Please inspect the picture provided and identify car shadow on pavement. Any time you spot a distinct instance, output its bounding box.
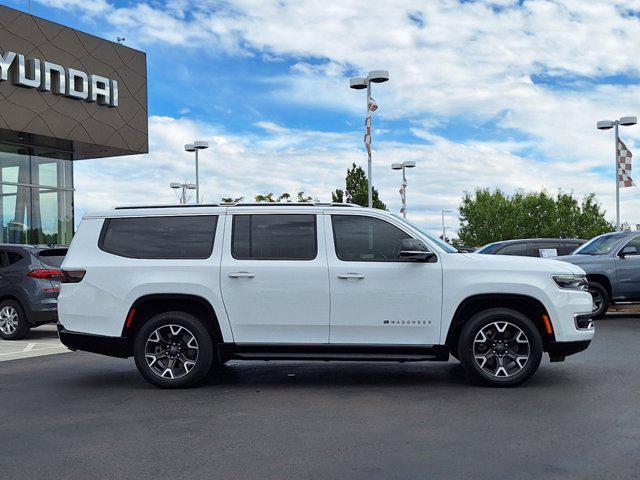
[46,355,577,392]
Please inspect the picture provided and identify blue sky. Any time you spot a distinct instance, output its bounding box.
[5,0,640,235]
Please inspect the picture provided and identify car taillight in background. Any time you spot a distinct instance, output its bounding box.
[60,270,86,283]
[27,269,62,280]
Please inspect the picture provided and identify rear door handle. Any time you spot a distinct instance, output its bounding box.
[228,272,256,278]
[337,273,365,280]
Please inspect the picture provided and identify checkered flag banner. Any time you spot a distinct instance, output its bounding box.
[363,97,378,155]
[617,137,636,188]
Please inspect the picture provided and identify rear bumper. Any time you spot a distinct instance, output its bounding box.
[57,323,131,358]
[28,309,58,325]
[547,340,591,362]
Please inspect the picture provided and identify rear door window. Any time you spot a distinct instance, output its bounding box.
[558,243,581,256]
[35,248,67,267]
[531,243,559,258]
[496,243,527,256]
[232,214,317,260]
[99,216,218,259]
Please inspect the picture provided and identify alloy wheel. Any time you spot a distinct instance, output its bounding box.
[0,306,18,335]
[473,321,530,378]
[144,324,199,379]
[589,287,604,313]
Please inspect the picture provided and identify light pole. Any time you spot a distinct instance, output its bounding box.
[170,182,196,204]
[391,161,416,218]
[441,210,453,242]
[184,141,209,204]
[597,116,637,230]
[350,70,390,208]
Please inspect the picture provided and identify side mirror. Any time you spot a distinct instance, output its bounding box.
[399,238,436,262]
[619,246,638,257]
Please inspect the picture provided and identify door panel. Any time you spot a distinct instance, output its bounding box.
[326,213,442,345]
[615,235,640,301]
[220,213,330,343]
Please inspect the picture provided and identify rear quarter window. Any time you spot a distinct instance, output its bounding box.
[35,248,68,268]
[99,215,218,259]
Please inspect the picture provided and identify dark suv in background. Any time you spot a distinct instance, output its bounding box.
[475,238,585,258]
[556,231,640,318]
[0,245,67,340]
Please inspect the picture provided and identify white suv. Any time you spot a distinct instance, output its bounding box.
[58,203,594,388]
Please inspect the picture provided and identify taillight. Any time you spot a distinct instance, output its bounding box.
[27,269,62,280]
[60,270,86,283]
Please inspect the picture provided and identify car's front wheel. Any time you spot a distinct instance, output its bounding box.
[0,300,29,340]
[587,281,609,319]
[134,311,213,388]
[458,308,543,387]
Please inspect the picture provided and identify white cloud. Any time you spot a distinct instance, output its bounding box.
[74,115,638,240]
[40,0,640,237]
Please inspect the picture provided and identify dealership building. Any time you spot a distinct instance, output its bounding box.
[0,5,148,245]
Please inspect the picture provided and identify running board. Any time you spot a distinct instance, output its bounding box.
[217,343,450,362]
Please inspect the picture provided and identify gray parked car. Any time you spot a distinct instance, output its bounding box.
[0,244,67,340]
[476,238,585,257]
[556,231,640,318]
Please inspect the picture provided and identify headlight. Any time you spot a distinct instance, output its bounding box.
[553,274,588,291]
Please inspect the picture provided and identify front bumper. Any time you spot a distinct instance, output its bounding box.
[57,323,132,358]
[547,340,592,362]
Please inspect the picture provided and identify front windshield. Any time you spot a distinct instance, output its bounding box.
[475,242,501,254]
[572,233,621,255]
[392,214,459,253]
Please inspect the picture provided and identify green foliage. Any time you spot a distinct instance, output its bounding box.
[457,188,614,248]
[331,163,387,209]
[249,192,316,203]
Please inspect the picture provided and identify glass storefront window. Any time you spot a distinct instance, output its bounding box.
[0,143,73,245]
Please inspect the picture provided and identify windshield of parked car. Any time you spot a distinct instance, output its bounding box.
[474,242,502,254]
[392,214,459,253]
[572,234,620,255]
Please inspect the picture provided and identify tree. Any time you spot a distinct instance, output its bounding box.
[221,196,244,203]
[457,188,613,248]
[331,163,386,209]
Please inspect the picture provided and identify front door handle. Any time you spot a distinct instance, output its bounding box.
[228,272,256,278]
[337,273,365,280]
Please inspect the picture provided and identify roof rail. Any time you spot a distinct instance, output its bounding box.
[113,202,363,210]
[230,202,361,207]
[113,204,221,210]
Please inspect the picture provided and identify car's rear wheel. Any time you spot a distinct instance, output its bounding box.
[134,311,213,389]
[458,308,543,387]
[587,281,609,319]
[0,300,29,340]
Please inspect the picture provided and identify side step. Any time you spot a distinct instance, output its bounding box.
[218,343,450,362]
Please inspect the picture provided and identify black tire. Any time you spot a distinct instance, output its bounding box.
[0,300,30,340]
[588,281,609,319]
[457,308,543,387]
[134,311,213,389]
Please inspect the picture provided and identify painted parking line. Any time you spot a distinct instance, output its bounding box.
[0,325,70,362]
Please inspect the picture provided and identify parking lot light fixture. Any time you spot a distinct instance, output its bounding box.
[597,116,637,230]
[350,70,390,208]
[170,181,197,204]
[391,160,416,218]
[184,141,209,203]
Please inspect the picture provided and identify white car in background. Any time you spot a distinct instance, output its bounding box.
[57,203,594,388]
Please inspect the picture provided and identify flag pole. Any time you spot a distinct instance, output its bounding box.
[366,81,373,209]
[615,121,620,231]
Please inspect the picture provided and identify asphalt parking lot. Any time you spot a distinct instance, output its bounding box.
[1,317,639,480]
[0,324,68,361]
